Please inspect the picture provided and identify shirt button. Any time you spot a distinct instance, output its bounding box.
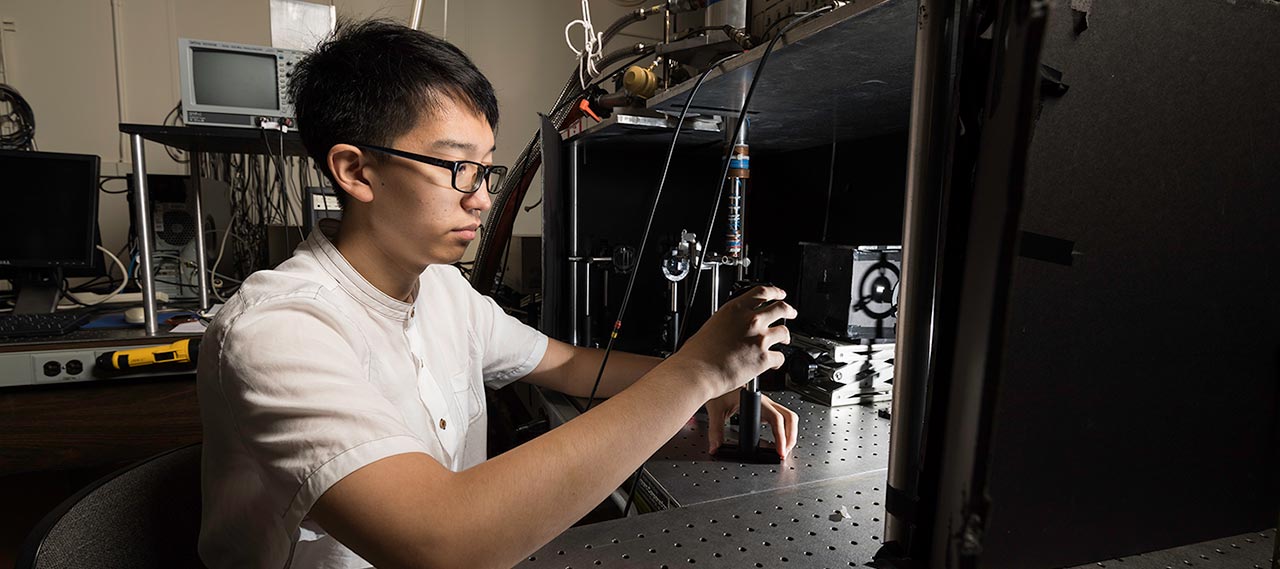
[410,307,415,318]
[439,418,447,430]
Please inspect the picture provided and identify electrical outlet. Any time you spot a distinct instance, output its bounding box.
[31,351,96,384]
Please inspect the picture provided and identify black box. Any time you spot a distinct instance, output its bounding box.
[796,243,901,340]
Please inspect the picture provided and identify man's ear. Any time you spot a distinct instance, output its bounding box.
[328,144,375,204]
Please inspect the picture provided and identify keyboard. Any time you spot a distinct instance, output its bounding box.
[0,311,94,339]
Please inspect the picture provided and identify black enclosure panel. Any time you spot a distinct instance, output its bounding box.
[983,1,1280,567]
[541,115,569,342]
[558,132,907,355]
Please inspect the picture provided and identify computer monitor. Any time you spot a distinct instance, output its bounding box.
[0,150,100,313]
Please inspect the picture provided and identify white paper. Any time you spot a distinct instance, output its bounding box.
[270,0,336,52]
[171,321,209,334]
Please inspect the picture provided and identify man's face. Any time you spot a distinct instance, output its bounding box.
[361,98,496,268]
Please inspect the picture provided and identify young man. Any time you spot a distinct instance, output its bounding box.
[197,19,799,569]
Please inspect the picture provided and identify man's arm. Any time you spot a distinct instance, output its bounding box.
[309,286,796,569]
[520,339,660,399]
[521,340,801,458]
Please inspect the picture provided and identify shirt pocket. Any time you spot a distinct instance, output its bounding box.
[449,364,484,425]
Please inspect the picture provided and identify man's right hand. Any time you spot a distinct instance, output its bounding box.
[667,285,797,399]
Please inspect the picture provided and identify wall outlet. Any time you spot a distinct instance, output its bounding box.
[31,351,96,384]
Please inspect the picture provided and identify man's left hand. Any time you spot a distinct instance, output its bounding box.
[705,390,799,460]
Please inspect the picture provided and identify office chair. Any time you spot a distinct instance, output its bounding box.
[15,444,205,569]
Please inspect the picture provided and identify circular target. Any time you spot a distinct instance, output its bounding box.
[857,259,900,319]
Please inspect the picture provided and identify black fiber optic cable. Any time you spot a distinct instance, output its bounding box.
[577,53,742,519]
[677,5,834,345]
[619,5,837,516]
[582,52,743,413]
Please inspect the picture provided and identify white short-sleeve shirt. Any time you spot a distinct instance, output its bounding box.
[197,224,548,569]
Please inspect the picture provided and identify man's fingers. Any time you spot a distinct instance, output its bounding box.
[763,324,791,349]
[756,300,798,325]
[761,395,800,458]
[780,401,799,456]
[739,285,787,307]
[766,349,786,370]
[763,403,788,459]
[708,409,727,454]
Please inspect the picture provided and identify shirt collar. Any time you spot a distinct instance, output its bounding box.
[307,220,417,322]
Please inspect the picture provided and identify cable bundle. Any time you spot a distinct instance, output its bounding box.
[0,83,36,150]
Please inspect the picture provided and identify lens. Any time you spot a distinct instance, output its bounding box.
[487,166,508,194]
[455,162,483,193]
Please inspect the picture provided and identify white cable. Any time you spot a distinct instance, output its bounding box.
[151,254,243,284]
[564,0,604,89]
[62,245,129,307]
[210,224,236,303]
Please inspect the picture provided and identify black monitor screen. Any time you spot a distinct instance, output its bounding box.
[0,150,99,268]
[192,48,279,110]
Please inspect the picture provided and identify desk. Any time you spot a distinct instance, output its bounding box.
[0,373,199,477]
[522,470,889,568]
[535,389,891,510]
[636,392,890,510]
[118,123,307,335]
[528,389,1277,567]
[0,356,199,567]
[524,500,1276,568]
[0,327,203,474]
[526,388,893,566]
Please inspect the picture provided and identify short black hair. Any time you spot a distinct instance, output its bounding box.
[288,19,500,208]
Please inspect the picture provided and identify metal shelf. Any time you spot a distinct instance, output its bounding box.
[119,123,307,156]
[565,111,726,146]
[567,0,916,151]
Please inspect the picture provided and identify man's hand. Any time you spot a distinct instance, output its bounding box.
[668,285,797,400]
[705,390,800,460]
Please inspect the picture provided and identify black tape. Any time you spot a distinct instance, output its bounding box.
[1070,0,1093,36]
[1039,64,1070,97]
[1019,230,1076,266]
[885,483,918,525]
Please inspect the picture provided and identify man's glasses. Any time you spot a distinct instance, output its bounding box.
[354,143,508,195]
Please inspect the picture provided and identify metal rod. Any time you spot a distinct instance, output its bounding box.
[583,262,592,347]
[669,280,681,353]
[129,134,159,336]
[731,178,747,280]
[884,0,954,548]
[569,141,581,346]
[730,120,757,388]
[191,151,210,312]
[709,264,721,316]
[602,264,609,317]
[663,7,671,89]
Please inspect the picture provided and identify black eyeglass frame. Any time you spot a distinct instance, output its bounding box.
[353,143,508,195]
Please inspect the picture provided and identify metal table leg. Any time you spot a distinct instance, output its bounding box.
[129,134,159,336]
[191,151,210,312]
